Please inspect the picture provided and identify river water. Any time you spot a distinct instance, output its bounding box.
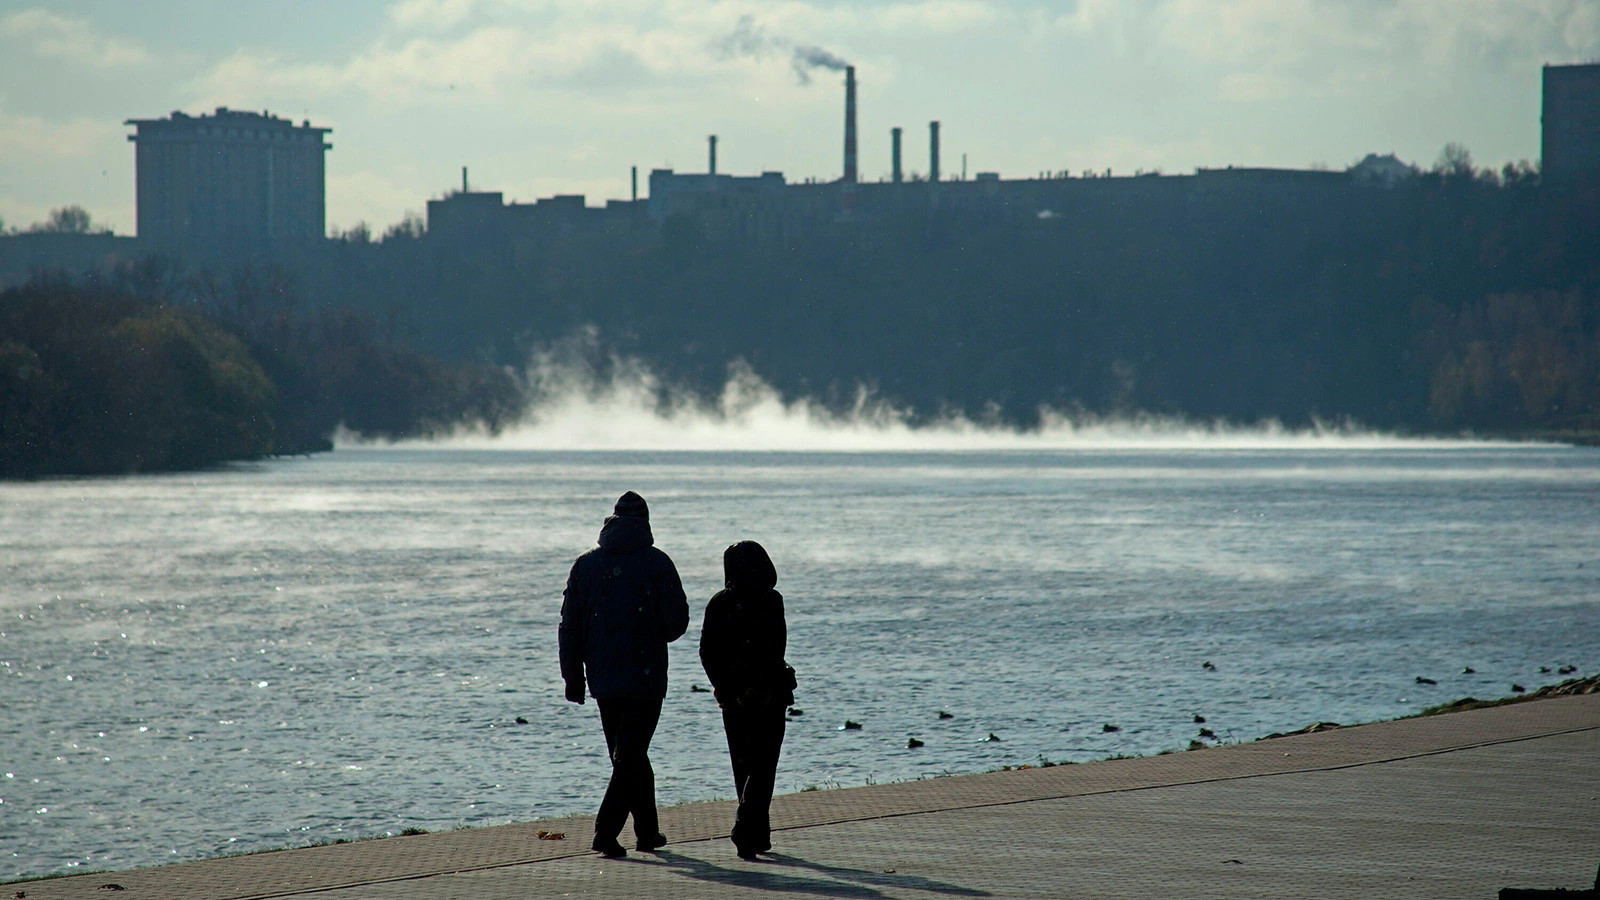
[3,442,1598,879]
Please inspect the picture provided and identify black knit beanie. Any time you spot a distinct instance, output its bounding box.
[613,491,649,520]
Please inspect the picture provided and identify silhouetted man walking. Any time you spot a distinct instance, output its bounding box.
[559,491,689,858]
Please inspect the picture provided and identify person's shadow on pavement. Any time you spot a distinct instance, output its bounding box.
[764,851,991,897]
[632,849,989,898]
[632,849,882,897]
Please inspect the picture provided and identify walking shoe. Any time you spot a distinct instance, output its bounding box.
[734,835,771,855]
[636,832,668,852]
[591,837,627,858]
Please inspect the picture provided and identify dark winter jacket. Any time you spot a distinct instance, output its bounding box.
[699,541,793,710]
[559,515,689,700]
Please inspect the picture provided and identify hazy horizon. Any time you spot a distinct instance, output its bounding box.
[3,0,1597,237]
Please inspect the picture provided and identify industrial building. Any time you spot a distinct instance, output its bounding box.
[419,60,1425,255]
[118,61,1598,263]
[124,108,331,254]
[1542,62,1600,185]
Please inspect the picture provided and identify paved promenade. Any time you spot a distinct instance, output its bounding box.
[15,694,1600,900]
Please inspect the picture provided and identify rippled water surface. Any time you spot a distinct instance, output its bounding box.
[3,445,1599,879]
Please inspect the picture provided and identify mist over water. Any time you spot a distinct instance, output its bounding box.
[6,390,1596,880]
[355,359,1504,453]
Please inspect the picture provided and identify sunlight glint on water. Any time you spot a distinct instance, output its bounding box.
[2,444,1598,879]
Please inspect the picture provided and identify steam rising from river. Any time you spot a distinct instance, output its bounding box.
[348,354,1501,452]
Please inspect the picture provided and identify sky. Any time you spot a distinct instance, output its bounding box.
[2,0,1597,236]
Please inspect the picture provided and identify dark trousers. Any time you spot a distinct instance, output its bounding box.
[595,696,663,844]
[722,704,786,852]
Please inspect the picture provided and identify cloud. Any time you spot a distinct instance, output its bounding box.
[190,24,686,107]
[1027,0,1600,101]
[0,105,121,158]
[1218,71,1294,103]
[0,8,149,68]
[1565,3,1600,52]
[326,170,425,234]
[555,44,654,90]
[191,0,1015,108]
[1163,0,1600,87]
[868,0,998,32]
[389,0,478,31]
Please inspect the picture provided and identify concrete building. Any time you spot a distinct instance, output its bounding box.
[425,182,641,248]
[125,107,331,254]
[647,169,787,222]
[1542,62,1600,185]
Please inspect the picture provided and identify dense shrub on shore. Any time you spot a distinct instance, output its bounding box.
[0,278,526,477]
[245,306,525,448]
[0,282,277,475]
[1412,290,1600,432]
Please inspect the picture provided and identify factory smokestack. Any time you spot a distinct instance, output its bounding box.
[891,127,902,183]
[843,66,857,184]
[708,135,718,175]
[631,165,638,202]
[929,121,940,183]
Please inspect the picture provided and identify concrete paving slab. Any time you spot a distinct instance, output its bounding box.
[304,727,1600,900]
[14,694,1600,900]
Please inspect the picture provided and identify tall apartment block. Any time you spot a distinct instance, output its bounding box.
[1542,62,1600,185]
[125,107,331,253]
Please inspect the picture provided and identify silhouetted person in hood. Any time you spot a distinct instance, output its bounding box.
[559,491,689,858]
[699,540,794,859]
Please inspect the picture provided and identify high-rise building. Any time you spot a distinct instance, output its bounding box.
[125,107,331,253]
[1541,62,1600,185]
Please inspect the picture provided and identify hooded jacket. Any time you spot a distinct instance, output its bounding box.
[699,541,793,710]
[559,514,689,700]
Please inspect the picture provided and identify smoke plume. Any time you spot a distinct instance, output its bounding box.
[789,45,849,85]
[711,15,849,86]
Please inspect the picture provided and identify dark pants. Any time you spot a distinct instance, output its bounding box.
[595,696,663,844]
[722,704,786,853]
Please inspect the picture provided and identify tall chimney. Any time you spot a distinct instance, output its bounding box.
[708,135,718,175]
[462,166,469,193]
[843,66,858,184]
[891,127,903,183]
[631,165,638,202]
[929,121,940,183]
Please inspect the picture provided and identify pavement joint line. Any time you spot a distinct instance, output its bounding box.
[201,719,1600,900]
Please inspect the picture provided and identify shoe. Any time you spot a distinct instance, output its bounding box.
[636,832,667,852]
[736,847,761,860]
[734,835,771,855]
[592,837,627,858]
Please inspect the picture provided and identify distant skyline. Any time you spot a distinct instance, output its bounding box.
[2,0,1597,236]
